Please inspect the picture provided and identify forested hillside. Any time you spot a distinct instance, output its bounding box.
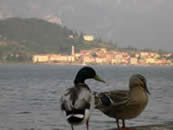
[0,18,114,63]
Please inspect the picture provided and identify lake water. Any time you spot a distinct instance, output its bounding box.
[0,64,173,130]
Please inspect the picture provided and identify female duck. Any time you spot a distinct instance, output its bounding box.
[61,66,105,130]
[95,74,150,130]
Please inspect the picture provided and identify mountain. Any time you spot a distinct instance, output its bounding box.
[0,0,173,51]
[0,17,78,53]
[0,17,114,62]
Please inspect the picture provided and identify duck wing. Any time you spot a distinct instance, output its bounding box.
[61,84,92,111]
[61,84,94,124]
[95,90,129,108]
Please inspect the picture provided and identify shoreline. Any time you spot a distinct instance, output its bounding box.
[0,62,173,67]
[108,123,173,130]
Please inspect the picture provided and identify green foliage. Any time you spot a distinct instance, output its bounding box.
[0,17,116,63]
[2,17,171,63]
[0,18,77,54]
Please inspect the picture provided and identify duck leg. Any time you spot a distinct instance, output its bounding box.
[71,125,74,130]
[116,119,120,129]
[122,120,126,128]
[86,120,89,130]
[121,120,135,130]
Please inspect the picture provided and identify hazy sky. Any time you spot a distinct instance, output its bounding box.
[0,0,173,51]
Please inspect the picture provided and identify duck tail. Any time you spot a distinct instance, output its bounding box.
[65,108,89,125]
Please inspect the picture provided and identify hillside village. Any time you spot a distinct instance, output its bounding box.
[0,18,173,65]
[33,46,173,66]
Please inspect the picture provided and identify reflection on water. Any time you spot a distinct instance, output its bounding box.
[0,64,173,130]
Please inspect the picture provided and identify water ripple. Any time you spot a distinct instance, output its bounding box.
[0,65,172,130]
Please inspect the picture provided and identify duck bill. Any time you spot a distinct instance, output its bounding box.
[94,75,105,83]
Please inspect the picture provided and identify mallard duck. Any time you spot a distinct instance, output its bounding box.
[94,74,150,130]
[61,66,105,130]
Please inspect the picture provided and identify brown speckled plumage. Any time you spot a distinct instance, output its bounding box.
[95,74,150,129]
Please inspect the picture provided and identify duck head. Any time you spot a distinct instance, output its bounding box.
[74,66,105,85]
[129,74,150,94]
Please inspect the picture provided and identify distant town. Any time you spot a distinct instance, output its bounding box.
[33,46,173,66]
[0,18,173,66]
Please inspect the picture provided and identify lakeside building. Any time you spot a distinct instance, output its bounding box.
[32,47,173,66]
[32,54,75,63]
[32,54,50,63]
[83,35,94,41]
